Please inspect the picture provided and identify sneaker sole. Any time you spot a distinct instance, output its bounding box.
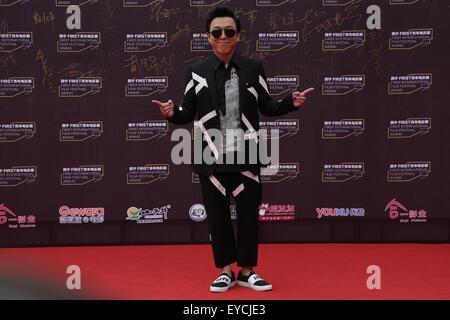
[210,281,236,293]
[237,280,272,291]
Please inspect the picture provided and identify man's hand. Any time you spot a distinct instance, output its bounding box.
[292,87,315,108]
[152,99,174,118]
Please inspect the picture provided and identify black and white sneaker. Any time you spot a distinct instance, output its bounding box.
[210,272,236,293]
[237,271,272,291]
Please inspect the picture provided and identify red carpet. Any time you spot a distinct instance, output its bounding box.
[0,244,449,300]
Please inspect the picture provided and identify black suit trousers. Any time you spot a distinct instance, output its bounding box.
[199,172,262,268]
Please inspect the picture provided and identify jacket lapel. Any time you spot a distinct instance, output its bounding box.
[204,56,220,115]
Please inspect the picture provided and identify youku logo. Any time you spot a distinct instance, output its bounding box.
[385,198,427,223]
[127,205,170,224]
[316,207,365,219]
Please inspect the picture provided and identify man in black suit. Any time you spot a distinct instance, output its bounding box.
[153,6,314,292]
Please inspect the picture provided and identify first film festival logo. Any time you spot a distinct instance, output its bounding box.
[0,166,37,186]
[322,119,365,140]
[0,122,36,143]
[322,163,364,182]
[125,77,168,97]
[126,120,169,141]
[0,78,34,98]
[127,164,169,184]
[0,29,33,53]
[61,165,104,186]
[387,161,431,182]
[124,32,167,52]
[55,0,97,7]
[322,30,365,52]
[0,29,34,97]
[60,121,103,142]
[388,118,431,139]
[388,73,432,95]
[322,75,365,95]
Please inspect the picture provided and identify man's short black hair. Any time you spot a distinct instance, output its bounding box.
[205,6,241,33]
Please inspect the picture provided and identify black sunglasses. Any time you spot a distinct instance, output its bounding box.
[210,28,237,39]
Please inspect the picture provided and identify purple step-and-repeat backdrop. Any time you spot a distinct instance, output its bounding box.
[0,0,448,246]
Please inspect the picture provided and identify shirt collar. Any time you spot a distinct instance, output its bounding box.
[212,51,240,71]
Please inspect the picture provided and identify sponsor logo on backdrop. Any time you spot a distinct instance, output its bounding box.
[57,32,101,53]
[0,78,34,97]
[385,199,427,223]
[259,120,299,139]
[388,74,431,94]
[190,0,230,6]
[189,204,207,222]
[257,31,299,52]
[322,31,365,51]
[316,207,365,219]
[124,33,167,52]
[123,0,160,7]
[126,120,169,141]
[127,205,170,224]
[61,165,103,186]
[0,122,36,142]
[322,0,355,6]
[388,118,431,139]
[388,162,430,182]
[59,206,104,224]
[256,0,296,6]
[0,203,36,229]
[55,0,97,6]
[260,163,299,183]
[322,119,365,139]
[0,166,37,186]
[0,0,29,6]
[389,29,432,50]
[0,32,33,53]
[191,33,212,51]
[266,76,299,95]
[60,121,102,142]
[58,78,102,97]
[127,164,169,184]
[125,77,168,97]
[322,163,364,182]
[389,0,421,4]
[259,203,295,221]
[322,75,365,95]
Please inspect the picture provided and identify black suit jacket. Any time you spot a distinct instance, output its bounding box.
[168,53,299,176]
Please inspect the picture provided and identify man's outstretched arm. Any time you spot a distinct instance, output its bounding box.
[152,66,197,124]
[256,61,314,116]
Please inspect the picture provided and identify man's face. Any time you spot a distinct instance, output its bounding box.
[207,17,240,57]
